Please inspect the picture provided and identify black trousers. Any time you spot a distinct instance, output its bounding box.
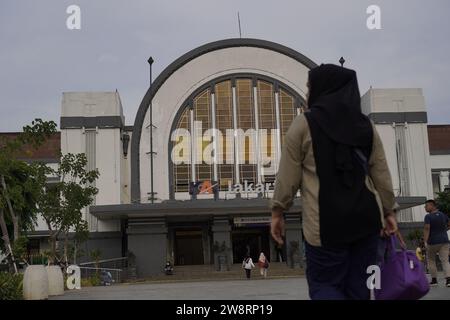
[305,233,379,300]
[245,269,251,279]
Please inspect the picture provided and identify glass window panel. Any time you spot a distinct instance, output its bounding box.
[279,89,297,147]
[257,80,276,184]
[215,80,235,188]
[173,108,191,192]
[194,89,212,182]
[236,79,257,184]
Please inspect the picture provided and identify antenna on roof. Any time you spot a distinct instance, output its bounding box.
[237,12,242,38]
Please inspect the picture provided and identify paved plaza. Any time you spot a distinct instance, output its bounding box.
[52,276,450,300]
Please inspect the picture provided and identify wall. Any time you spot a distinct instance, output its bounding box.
[430,154,450,170]
[361,88,433,222]
[60,92,124,232]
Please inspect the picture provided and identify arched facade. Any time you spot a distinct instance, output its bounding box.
[131,38,317,203]
[169,73,305,198]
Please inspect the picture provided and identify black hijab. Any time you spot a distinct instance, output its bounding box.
[307,63,372,147]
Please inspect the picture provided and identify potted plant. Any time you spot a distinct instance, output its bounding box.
[213,241,230,271]
[288,240,302,269]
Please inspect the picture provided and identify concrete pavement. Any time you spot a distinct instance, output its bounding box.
[51,276,450,300]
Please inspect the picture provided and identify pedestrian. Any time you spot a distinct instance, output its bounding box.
[242,254,255,279]
[270,64,399,300]
[164,261,174,275]
[423,199,450,287]
[258,252,269,278]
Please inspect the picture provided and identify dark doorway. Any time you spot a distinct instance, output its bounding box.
[232,227,270,263]
[174,229,204,265]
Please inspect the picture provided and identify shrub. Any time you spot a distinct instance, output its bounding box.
[80,275,101,287]
[0,272,23,300]
[436,191,450,217]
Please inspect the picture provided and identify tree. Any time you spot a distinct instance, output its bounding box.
[436,190,450,218]
[0,119,57,273]
[89,249,102,275]
[37,153,98,266]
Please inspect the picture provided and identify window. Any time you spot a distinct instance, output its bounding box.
[194,89,212,182]
[432,172,441,196]
[215,80,234,189]
[173,109,191,192]
[171,75,302,195]
[236,79,257,184]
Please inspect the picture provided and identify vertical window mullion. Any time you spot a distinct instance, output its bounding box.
[274,89,281,173]
[232,85,240,184]
[253,82,261,184]
[189,107,196,183]
[211,90,218,182]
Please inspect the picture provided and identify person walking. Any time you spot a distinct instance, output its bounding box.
[242,254,255,279]
[270,64,399,300]
[258,252,269,278]
[423,199,450,287]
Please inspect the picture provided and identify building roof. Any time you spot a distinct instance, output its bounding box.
[89,196,426,220]
[428,125,450,155]
[0,132,61,162]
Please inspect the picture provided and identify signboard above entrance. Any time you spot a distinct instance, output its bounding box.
[227,180,274,194]
[233,216,271,226]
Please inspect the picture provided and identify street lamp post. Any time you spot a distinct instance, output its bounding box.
[148,56,156,203]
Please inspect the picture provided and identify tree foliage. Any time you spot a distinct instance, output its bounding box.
[0,119,57,272]
[37,153,99,265]
[436,190,450,218]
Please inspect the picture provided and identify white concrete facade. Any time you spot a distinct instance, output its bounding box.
[138,46,311,203]
[60,92,124,232]
[361,88,434,222]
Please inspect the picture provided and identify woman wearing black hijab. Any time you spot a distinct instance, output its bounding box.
[270,64,398,300]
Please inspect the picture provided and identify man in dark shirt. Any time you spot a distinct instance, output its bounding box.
[423,199,450,287]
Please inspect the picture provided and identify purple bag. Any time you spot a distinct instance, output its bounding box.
[374,235,429,300]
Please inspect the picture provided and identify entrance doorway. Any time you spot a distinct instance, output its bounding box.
[232,227,270,263]
[174,229,204,265]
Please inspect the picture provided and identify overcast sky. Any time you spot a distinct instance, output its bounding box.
[1,0,449,131]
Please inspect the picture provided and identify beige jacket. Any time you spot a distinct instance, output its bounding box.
[269,113,397,246]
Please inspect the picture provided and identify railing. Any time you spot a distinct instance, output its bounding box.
[78,257,128,283]
[28,254,48,265]
[78,266,123,284]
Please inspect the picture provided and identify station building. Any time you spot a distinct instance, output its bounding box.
[7,38,449,277]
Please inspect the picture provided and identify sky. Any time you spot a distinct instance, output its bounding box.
[1,0,450,131]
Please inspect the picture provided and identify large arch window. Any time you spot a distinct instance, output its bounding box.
[171,74,303,194]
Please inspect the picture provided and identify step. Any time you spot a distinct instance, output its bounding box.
[125,263,304,283]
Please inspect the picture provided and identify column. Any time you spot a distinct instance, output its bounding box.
[127,218,168,277]
[211,217,232,271]
[284,214,303,269]
[202,224,211,265]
